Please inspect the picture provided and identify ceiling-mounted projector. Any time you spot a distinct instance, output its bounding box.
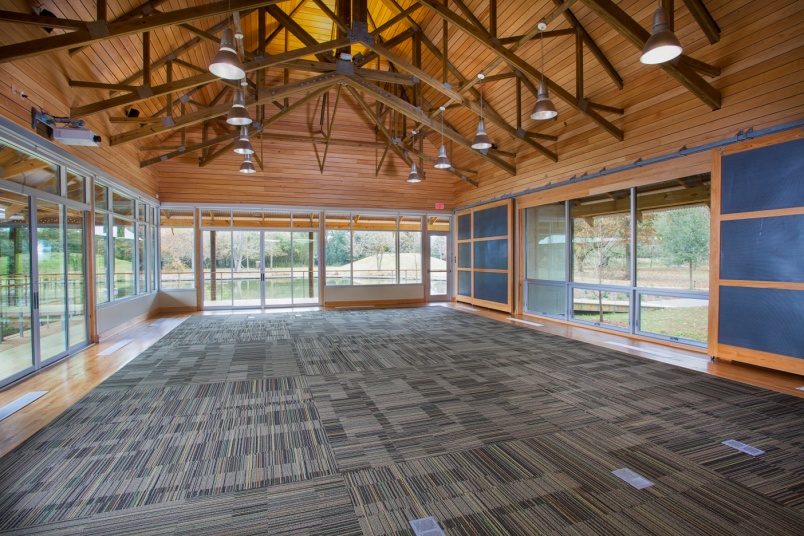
[51,127,101,146]
[30,107,101,147]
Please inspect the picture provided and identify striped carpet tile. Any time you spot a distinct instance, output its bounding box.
[0,378,337,530]
[0,476,361,536]
[343,425,804,536]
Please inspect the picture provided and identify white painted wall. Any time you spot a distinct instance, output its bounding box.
[323,284,424,304]
[97,293,158,337]
[158,290,198,310]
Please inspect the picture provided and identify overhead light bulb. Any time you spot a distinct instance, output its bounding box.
[239,154,256,174]
[209,28,245,80]
[641,6,683,64]
[227,89,252,126]
[407,162,422,183]
[234,125,254,155]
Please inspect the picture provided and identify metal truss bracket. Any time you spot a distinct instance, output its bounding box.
[348,22,374,46]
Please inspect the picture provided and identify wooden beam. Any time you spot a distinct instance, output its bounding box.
[70,0,172,56]
[586,101,623,114]
[581,0,721,110]
[497,28,575,44]
[143,84,333,167]
[371,4,422,36]
[142,32,151,87]
[489,0,497,37]
[682,0,720,44]
[69,80,138,92]
[0,0,284,64]
[682,56,721,77]
[312,0,348,33]
[0,11,86,29]
[345,75,515,176]
[368,42,557,161]
[71,38,349,117]
[116,73,343,146]
[576,26,583,99]
[553,0,623,90]
[417,0,623,140]
[265,5,333,63]
[320,86,342,173]
[202,85,332,167]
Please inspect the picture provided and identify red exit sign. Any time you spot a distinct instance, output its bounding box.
[435,203,445,210]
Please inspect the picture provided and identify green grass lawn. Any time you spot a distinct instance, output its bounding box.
[574,306,708,342]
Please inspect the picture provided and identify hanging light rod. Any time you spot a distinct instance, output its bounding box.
[471,73,493,150]
[434,106,451,169]
[641,3,683,64]
[531,19,558,120]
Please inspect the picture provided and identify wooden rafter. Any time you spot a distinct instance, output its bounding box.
[142,84,334,167]
[0,0,284,64]
[417,0,624,141]
[366,43,558,162]
[71,38,349,117]
[344,75,515,176]
[115,73,344,146]
[319,85,343,172]
[581,0,721,110]
[682,0,720,44]
[265,5,333,63]
[69,0,173,56]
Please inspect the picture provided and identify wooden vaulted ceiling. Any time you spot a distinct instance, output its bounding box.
[0,0,729,196]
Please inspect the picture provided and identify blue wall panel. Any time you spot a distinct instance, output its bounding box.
[721,138,804,214]
[457,214,472,240]
[718,286,804,359]
[721,215,804,282]
[474,272,508,304]
[458,243,472,268]
[473,239,508,270]
[473,205,508,238]
[458,270,472,297]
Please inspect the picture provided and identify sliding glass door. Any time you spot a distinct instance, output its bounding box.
[203,229,320,308]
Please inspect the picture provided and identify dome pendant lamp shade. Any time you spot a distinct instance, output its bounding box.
[434,145,451,169]
[471,119,493,150]
[407,162,422,183]
[227,89,252,126]
[434,106,451,169]
[234,126,254,155]
[239,154,256,174]
[471,74,493,150]
[531,82,558,120]
[210,28,246,80]
[640,6,682,64]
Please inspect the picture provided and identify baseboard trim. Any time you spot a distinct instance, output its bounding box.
[323,299,425,308]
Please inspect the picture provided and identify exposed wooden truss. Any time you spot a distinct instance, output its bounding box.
[1,0,728,186]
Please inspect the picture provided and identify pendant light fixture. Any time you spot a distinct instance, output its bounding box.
[239,154,256,174]
[640,3,682,64]
[471,74,493,150]
[407,162,422,183]
[531,19,558,120]
[234,125,254,155]
[209,28,245,80]
[227,89,252,126]
[434,106,451,169]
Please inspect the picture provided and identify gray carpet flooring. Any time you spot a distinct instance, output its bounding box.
[0,307,802,535]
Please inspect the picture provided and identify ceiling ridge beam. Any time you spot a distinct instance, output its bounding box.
[71,38,349,117]
[344,75,516,176]
[0,0,283,64]
[581,0,721,110]
[115,73,343,146]
[418,0,624,141]
[70,0,172,56]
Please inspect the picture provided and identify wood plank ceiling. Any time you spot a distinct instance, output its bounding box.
[0,0,729,198]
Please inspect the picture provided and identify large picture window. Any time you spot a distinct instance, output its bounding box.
[523,176,711,346]
[160,209,195,290]
[324,213,422,286]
